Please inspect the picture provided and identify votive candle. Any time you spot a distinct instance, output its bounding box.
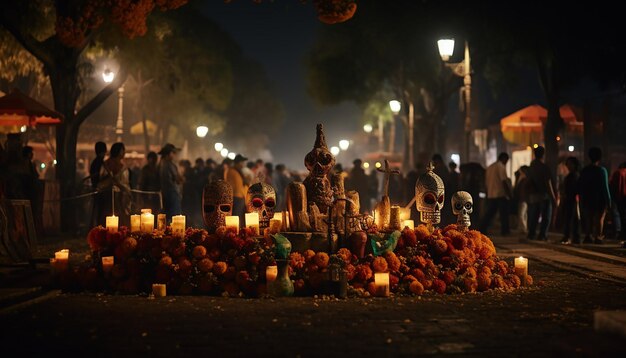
[140,212,154,233]
[374,272,390,297]
[245,213,260,235]
[225,216,239,233]
[152,283,167,297]
[157,214,167,231]
[269,219,282,233]
[54,249,69,271]
[102,256,114,273]
[105,215,119,233]
[402,219,415,230]
[130,214,141,232]
[172,215,186,237]
[141,208,152,214]
[514,256,528,277]
[266,265,278,283]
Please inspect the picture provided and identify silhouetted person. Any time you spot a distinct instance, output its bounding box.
[527,146,557,241]
[578,147,611,244]
[140,151,160,213]
[609,162,626,243]
[560,157,580,244]
[346,159,370,212]
[159,143,183,221]
[90,142,107,190]
[448,161,460,195]
[98,142,130,226]
[479,153,512,236]
[514,165,530,234]
[273,164,292,211]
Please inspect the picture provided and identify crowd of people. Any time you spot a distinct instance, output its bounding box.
[2,135,626,247]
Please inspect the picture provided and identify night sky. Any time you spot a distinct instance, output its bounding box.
[201,1,361,169]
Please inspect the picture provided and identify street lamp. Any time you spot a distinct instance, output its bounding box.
[339,139,350,151]
[438,38,471,163]
[363,124,373,133]
[330,146,340,156]
[214,142,224,151]
[103,68,125,142]
[196,125,209,138]
[389,100,401,115]
[227,152,236,160]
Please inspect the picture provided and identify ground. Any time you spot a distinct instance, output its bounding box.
[1,235,626,356]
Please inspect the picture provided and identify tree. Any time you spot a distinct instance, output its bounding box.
[0,0,187,229]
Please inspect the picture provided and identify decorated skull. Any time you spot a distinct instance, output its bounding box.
[203,180,233,233]
[246,182,276,229]
[451,191,473,230]
[415,162,445,225]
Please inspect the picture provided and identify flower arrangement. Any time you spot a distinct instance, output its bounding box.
[58,223,531,297]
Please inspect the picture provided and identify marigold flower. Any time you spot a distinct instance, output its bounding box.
[384,252,402,272]
[314,252,330,268]
[345,264,356,281]
[192,245,207,259]
[476,272,491,291]
[410,268,426,282]
[432,279,446,294]
[409,280,425,295]
[337,248,353,264]
[524,274,534,286]
[415,224,431,242]
[402,229,418,247]
[440,271,456,285]
[213,261,228,276]
[506,274,521,289]
[432,239,448,255]
[463,277,478,293]
[303,249,316,263]
[289,252,306,270]
[495,260,509,275]
[197,258,214,273]
[372,257,388,273]
[354,264,373,282]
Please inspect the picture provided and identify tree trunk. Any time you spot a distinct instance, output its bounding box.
[536,49,562,177]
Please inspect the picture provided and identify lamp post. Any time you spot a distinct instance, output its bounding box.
[103,69,125,142]
[438,39,471,163]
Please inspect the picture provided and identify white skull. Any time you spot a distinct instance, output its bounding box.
[451,191,473,229]
[415,163,445,225]
[246,182,276,229]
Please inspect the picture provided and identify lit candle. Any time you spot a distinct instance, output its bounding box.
[102,256,114,273]
[130,214,141,232]
[245,213,260,235]
[269,219,282,233]
[374,272,390,297]
[225,216,239,233]
[266,265,278,283]
[157,214,167,231]
[54,249,69,271]
[402,219,415,230]
[389,205,401,230]
[105,215,119,233]
[171,215,186,237]
[399,207,411,221]
[152,283,167,297]
[514,256,528,277]
[140,212,154,233]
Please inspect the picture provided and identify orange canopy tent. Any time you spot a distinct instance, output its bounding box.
[0,89,63,132]
[500,104,583,145]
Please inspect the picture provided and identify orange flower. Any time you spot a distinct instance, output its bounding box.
[354,264,373,282]
[524,274,534,286]
[345,264,356,281]
[303,249,316,263]
[477,272,491,291]
[192,245,207,259]
[159,255,173,266]
[463,277,478,293]
[289,252,306,270]
[432,239,448,255]
[440,271,456,285]
[415,225,430,242]
[409,280,425,295]
[372,257,388,273]
[432,279,446,294]
[213,261,228,276]
[384,252,402,272]
[197,258,214,273]
[337,248,353,264]
[314,252,330,269]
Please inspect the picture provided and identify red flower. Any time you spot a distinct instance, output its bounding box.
[354,264,373,282]
[384,252,402,272]
[440,271,456,285]
[372,257,388,273]
[289,252,306,270]
[409,280,424,295]
[432,279,446,294]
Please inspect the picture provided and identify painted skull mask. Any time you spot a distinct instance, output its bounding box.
[246,182,276,229]
[415,163,445,225]
[203,180,233,233]
[452,191,473,229]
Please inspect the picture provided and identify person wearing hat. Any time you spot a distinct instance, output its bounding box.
[226,154,248,219]
[158,143,183,221]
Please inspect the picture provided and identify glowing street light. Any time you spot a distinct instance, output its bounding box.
[437,39,455,61]
[102,69,115,83]
[363,162,370,169]
[363,124,373,133]
[339,139,350,151]
[375,161,382,169]
[196,125,209,138]
[330,146,340,156]
[389,100,401,115]
[227,152,236,160]
[220,148,229,157]
[102,68,124,141]
[568,145,575,152]
[214,142,224,151]
[20,125,27,133]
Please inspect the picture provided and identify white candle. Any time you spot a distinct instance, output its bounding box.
[245,213,260,235]
[374,272,390,297]
[102,256,114,273]
[225,216,239,233]
[266,265,278,283]
[54,249,69,271]
[157,214,167,231]
[55,249,69,261]
[402,219,415,230]
[140,212,154,233]
[514,256,528,277]
[105,215,119,233]
[130,214,141,232]
[152,283,166,297]
[172,215,186,237]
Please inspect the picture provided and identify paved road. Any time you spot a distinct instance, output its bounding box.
[1,258,626,357]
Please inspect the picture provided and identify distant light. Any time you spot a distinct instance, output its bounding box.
[220,148,229,157]
[196,125,209,138]
[533,144,539,149]
[363,124,373,133]
[375,161,382,169]
[53,159,57,165]
[214,142,224,151]
[450,153,460,165]
[389,100,401,115]
[40,163,46,169]
[437,38,455,61]
[363,162,370,169]
[102,69,115,83]
[526,146,531,150]
[227,152,236,160]
[339,139,350,151]
[20,125,27,133]
[568,145,575,152]
[556,136,561,142]
[330,146,340,156]
[478,192,486,199]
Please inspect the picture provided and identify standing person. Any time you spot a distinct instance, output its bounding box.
[367,167,379,213]
[514,165,530,235]
[560,157,580,244]
[90,142,107,190]
[273,164,293,211]
[227,154,248,219]
[609,162,626,244]
[139,151,160,213]
[97,142,131,226]
[479,153,512,236]
[578,147,611,244]
[526,146,557,241]
[158,143,183,222]
[448,161,460,195]
[346,159,370,212]
[264,162,274,186]
[180,159,196,222]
